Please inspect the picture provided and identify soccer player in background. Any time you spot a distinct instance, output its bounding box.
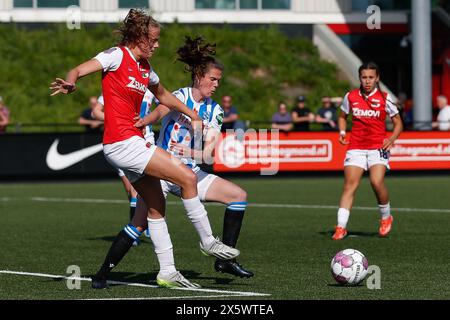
[332,62,403,240]
[135,36,253,278]
[50,9,239,289]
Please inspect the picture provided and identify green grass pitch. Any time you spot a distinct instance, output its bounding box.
[1,175,449,300]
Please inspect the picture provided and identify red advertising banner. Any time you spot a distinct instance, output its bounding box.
[213,131,450,173]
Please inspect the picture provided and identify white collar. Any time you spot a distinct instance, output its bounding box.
[359,87,378,99]
[188,87,206,104]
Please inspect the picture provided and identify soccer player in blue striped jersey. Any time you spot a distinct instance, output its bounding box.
[135,36,253,278]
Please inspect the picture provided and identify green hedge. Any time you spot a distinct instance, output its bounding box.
[0,23,350,130]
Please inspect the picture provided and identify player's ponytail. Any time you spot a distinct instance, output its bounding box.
[177,36,224,84]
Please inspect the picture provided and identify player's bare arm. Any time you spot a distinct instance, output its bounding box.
[338,111,349,145]
[382,114,403,151]
[170,127,220,163]
[135,104,170,129]
[92,102,105,121]
[148,83,199,121]
[50,59,103,96]
[148,82,202,133]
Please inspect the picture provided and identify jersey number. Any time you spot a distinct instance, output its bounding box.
[378,149,389,160]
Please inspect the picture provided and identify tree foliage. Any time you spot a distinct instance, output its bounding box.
[0,23,350,129]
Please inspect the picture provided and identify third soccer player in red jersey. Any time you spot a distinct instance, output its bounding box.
[332,62,403,240]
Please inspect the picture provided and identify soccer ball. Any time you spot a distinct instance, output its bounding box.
[331,249,369,285]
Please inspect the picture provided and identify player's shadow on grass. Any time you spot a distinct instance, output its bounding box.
[85,235,153,244]
[82,270,246,288]
[176,270,246,286]
[85,235,125,242]
[326,283,365,288]
[319,230,379,238]
[81,271,200,287]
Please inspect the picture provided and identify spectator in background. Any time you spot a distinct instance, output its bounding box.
[220,95,246,132]
[432,95,450,131]
[0,96,10,134]
[271,102,293,132]
[315,96,338,131]
[78,96,103,133]
[291,95,314,131]
[397,92,413,130]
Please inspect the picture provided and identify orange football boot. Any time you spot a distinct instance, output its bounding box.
[379,215,394,237]
[332,226,347,240]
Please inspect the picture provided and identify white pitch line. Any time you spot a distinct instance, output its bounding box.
[0,270,270,297]
[81,294,246,301]
[31,197,127,204]
[25,196,450,213]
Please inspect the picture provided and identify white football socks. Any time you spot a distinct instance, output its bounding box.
[147,217,176,276]
[337,208,350,228]
[378,203,391,220]
[182,196,215,247]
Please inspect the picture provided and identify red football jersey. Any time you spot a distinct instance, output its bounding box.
[341,88,399,150]
[94,46,159,144]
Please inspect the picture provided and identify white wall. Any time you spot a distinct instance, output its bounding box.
[0,0,408,24]
[292,0,352,13]
[0,0,13,10]
[80,0,118,12]
[151,0,194,12]
[0,0,361,13]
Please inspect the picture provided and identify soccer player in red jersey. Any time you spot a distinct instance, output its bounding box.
[50,9,239,288]
[332,62,403,240]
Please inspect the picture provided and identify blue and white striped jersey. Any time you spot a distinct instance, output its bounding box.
[98,89,156,144]
[157,87,224,171]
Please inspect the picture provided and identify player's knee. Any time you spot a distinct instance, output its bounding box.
[370,180,384,191]
[235,188,247,202]
[344,181,359,192]
[181,169,197,188]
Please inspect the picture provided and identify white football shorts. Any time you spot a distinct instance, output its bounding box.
[344,149,390,171]
[116,135,155,178]
[103,135,157,183]
[160,169,218,201]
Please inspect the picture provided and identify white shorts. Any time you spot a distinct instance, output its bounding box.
[103,135,157,183]
[160,169,218,201]
[117,135,155,179]
[344,149,390,171]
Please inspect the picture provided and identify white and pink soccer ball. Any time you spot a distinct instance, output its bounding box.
[331,249,369,285]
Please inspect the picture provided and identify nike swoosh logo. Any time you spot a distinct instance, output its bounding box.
[46,139,103,171]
